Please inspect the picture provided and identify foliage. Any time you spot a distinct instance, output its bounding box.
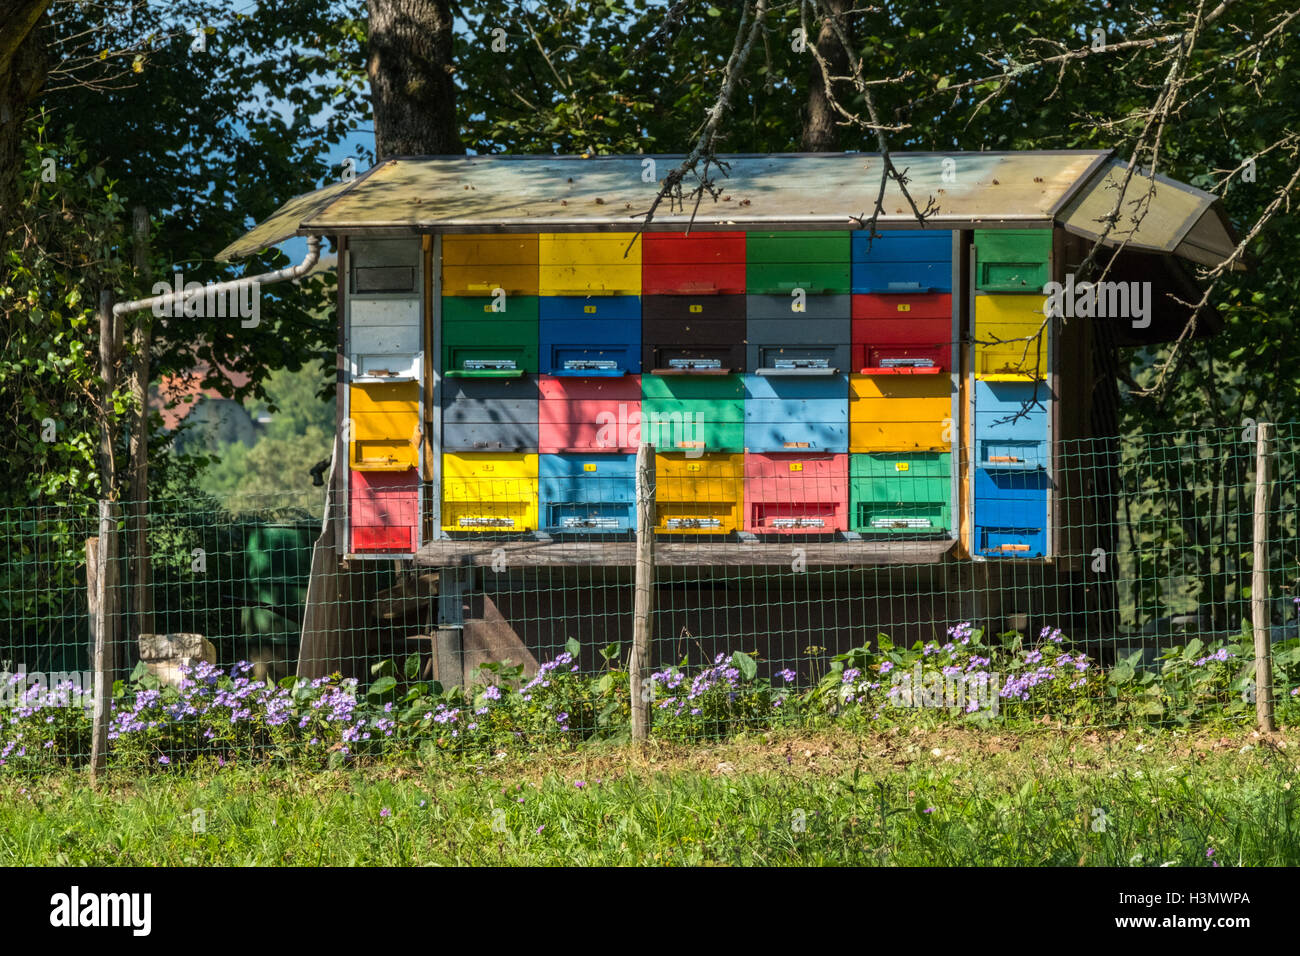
[4,623,1297,776]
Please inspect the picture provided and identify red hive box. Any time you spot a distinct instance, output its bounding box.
[743,452,848,534]
[538,375,642,453]
[642,231,747,296]
[851,293,952,374]
[349,469,419,552]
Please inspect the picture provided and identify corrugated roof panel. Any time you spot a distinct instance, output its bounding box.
[216,151,1243,271]
[300,152,1107,231]
[1057,159,1239,268]
[215,178,359,261]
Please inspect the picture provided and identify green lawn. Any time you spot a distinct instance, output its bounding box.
[2,726,1297,866]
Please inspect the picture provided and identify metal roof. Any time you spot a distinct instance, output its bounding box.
[216,151,1240,269]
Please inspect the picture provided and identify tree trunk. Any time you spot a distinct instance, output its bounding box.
[0,2,51,252]
[800,0,851,153]
[367,0,462,160]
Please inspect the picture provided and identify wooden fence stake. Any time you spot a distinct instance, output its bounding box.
[1252,422,1276,732]
[630,442,655,741]
[89,499,119,779]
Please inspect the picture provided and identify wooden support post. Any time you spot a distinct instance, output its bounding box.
[129,206,154,637]
[630,442,655,741]
[1252,422,1275,732]
[89,500,119,779]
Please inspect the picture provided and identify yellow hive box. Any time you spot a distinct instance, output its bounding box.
[655,453,744,534]
[442,452,539,533]
[348,383,421,469]
[539,232,641,296]
[849,374,951,452]
[348,382,420,437]
[349,438,420,472]
[441,234,539,296]
[973,294,1049,380]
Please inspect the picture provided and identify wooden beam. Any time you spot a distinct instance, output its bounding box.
[416,537,958,568]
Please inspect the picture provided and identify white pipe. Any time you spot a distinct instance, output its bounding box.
[111,236,322,318]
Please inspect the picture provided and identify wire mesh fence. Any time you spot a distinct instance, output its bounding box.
[1,420,1297,771]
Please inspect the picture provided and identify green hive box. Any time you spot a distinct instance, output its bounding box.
[746,231,851,295]
[973,230,1052,292]
[642,374,744,452]
[442,295,539,375]
[850,452,951,534]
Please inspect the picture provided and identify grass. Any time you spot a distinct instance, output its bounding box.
[2,725,1298,865]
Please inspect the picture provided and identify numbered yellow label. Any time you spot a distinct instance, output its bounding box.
[896,462,909,471]
[686,463,701,472]
[897,303,911,312]
[689,304,702,313]
[482,304,494,312]
[483,464,494,472]
[583,463,597,472]
[789,462,803,472]
[584,305,597,313]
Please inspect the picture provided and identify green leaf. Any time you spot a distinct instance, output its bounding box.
[732,651,758,682]
[565,637,581,659]
[367,676,397,700]
[403,653,420,680]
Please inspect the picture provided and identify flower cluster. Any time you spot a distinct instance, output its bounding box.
[1192,648,1233,667]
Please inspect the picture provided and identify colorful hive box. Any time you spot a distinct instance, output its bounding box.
[642,374,744,452]
[350,297,421,382]
[973,294,1050,381]
[972,468,1049,558]
[441,295,539,376]
[851,293,952,374]
[642,231,746,295]
[746,231,851,295]
[972,380,1050,470]
[441,234,539,296]
[655,452,744,534]
[849,452,951,534]
[350,469,419,553]
[747,294,850,374]
[441,376,539,452]
[743,452,848,534]
[538,375,642,453]
[851,229,954,294]
[538,295,640,375]
[441,452,539,533]
[539,232,641,296]
[642,295,746,373]
[348,381,421,471]
[848,374,952,452]
[538,453,637,533]
[743,374,848,453]
[973,229,1052,292]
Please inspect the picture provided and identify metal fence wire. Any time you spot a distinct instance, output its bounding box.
[1,421,1296,769]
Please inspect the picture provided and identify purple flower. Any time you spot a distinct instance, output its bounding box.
[483,684,502,701]
[879,661,894,674]
[158,755,170,765]
[776,669,797,683]
[574,780,587,789]
[380,807,391,818]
